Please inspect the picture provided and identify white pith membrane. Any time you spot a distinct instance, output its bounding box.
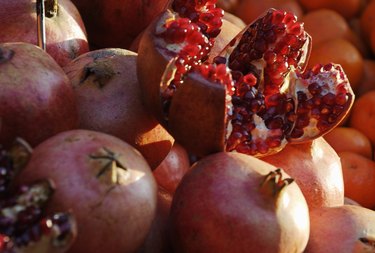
[1,181,52,220]
[289,63,353,140]
[0,180,76,251]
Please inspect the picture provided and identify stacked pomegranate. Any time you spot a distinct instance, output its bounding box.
[3,0,375,252]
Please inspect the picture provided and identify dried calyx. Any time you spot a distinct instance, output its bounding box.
[0,141,76,253]
[138,1,354,157]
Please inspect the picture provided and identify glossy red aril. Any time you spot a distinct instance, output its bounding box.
[137,3,354,158]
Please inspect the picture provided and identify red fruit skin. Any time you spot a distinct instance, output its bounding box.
[16,129,158,253]
[169,152,310,253]
[0,42,78,147]
[0,0,89,67]
[262,137,344,209]
[71,0,169,49]
[153,142,191,194]
[136,188,174,253]
[63,48,174,170]
[306,205,375,253]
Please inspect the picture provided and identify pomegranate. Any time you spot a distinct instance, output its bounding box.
[136,187,174,253]
[137,142,191,253]
[71,0,169,49]
[0,139,77,253]
[305,205,375,253]
[16,129,157,253]
[261,137,344,209]
[0,42,78,148]
[216,0,239,13]
[153,142,191,194]
[137,2,355,158]
[63,48,174,169]
[169,152,310,253]
[0,0,89,67]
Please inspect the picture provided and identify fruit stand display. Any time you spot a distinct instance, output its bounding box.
[1,0,375,252]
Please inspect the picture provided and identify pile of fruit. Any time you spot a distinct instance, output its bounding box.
[0,0,375,252]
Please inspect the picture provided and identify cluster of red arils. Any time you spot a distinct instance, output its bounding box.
[0,139,76,253]
[137,1,355,158]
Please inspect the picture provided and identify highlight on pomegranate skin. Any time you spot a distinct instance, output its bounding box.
[137,1,355,158]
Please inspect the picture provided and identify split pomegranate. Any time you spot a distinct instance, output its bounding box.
[261,137,344,209]
[0,0,89,67]
[169,152,310,253]
[15,129,157,253]
[0,42,78,148]
[0,139,77,253]
[63,48,174,169]
[305,205,375,253]
[137,2,355,158]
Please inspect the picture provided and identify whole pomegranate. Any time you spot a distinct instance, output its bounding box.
[0,139,77,253]
[0,42,78,148]
[16,129,158,253]
[63,48,174,169]
[136,187,174,253]
[152,142,191,194]
[0,0,89,67]
[261,137,344,209]
[137,1,355,158]
[169,152,310,253]
[137,142,191,253]
[71,0,169,49]
[305,205,375,252]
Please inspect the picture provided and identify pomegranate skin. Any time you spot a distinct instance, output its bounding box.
[136,187,174,253]
[63,48,174,169]
[262,137,344,209]
[71,0,169,49]
[169,152,310,253]
[0,42,78,147]
[306,205,375,253]
[152,142,191,194]
[16,129,158,253]
[0,0,89,67]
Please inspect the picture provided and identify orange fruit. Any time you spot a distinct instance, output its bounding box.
[302,9,351,46]
[349,90,375,145]
[370,29,375,55]
[323,127,373,159]
[298,0,362,19]
[347,18,370,57]
[307,38,364,91]
[234,0,303,25]
[360,0,375,42]
[356,59,375,97]
[339,151,375,208]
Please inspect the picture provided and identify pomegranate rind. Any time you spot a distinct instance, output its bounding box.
[169,72,227,156]
[137,11,174,125]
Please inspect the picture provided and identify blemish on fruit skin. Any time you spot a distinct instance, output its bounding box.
[79,61,115,88]
[0,48,15,64]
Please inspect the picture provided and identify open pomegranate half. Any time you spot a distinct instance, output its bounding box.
[137,1,355,157]
[0,139,76,253]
